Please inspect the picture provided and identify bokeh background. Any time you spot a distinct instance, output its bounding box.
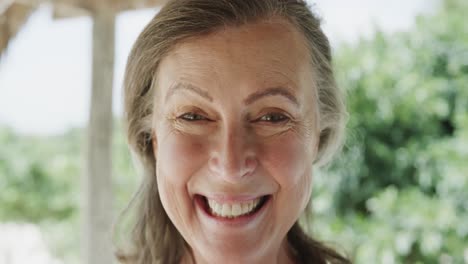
[0,0,467,263]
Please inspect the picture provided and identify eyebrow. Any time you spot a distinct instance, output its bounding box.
[165,82,213,102]
[165,82,299,106]
[244,87,299,106]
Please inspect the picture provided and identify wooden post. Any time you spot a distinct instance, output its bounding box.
[84,10,115,264]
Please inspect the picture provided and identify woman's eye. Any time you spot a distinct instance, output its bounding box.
[178,112,208,121]
[257,113,290,123]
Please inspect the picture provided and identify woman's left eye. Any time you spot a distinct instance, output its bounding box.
[257,113,290,123]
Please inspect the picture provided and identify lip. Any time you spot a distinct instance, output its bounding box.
[194,194,271,228]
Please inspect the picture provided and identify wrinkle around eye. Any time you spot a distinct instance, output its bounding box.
[251,119,298,138]
[168,113,217,136]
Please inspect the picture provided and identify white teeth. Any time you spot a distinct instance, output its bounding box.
[232,204,241,215]
[222,204,230,216]
[241,203,249,213]
[207,197,262,218]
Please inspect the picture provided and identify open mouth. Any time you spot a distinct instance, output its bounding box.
[195,195,270,219]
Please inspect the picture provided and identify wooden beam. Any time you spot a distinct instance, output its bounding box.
[52,3,89,19]
[0,3,35,57]
[0,0,15,16]
[84,10,115,264]
[112,0,168,12]
[11,0,94,12]
[11,0,166,19]
[53,0,168,18]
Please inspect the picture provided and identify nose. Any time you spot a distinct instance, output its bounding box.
[208,127,258,182]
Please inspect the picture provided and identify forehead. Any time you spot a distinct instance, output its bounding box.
[157,17,313,98]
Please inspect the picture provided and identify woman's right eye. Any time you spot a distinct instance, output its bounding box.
[178,112,208,122]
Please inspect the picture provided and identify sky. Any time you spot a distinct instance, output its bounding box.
[0,0,437,135]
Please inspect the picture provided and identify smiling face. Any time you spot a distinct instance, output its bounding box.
[152,18,319,264]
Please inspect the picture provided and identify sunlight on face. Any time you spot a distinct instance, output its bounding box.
[153,17,319,264]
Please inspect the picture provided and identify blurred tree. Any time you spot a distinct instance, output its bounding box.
[332,0,468,214]
[310,0,468,262]
[0,127,80,222]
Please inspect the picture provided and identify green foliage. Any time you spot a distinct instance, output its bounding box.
[0,123,136,262]
[332,7,468,214]
[0,127,81,221]
[311,0,468,262]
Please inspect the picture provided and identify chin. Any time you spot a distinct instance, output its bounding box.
[192,245,269,264]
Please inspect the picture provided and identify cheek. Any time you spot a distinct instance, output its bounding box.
[261,133,311,186]
[156,128,205,182]
[157,131,206,185]
[261,132,314,209]
[155,131,207,225]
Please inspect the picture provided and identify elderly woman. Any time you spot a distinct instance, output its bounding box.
[118,0,349,263]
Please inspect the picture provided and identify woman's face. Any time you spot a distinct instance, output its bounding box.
[153,18,319,263]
